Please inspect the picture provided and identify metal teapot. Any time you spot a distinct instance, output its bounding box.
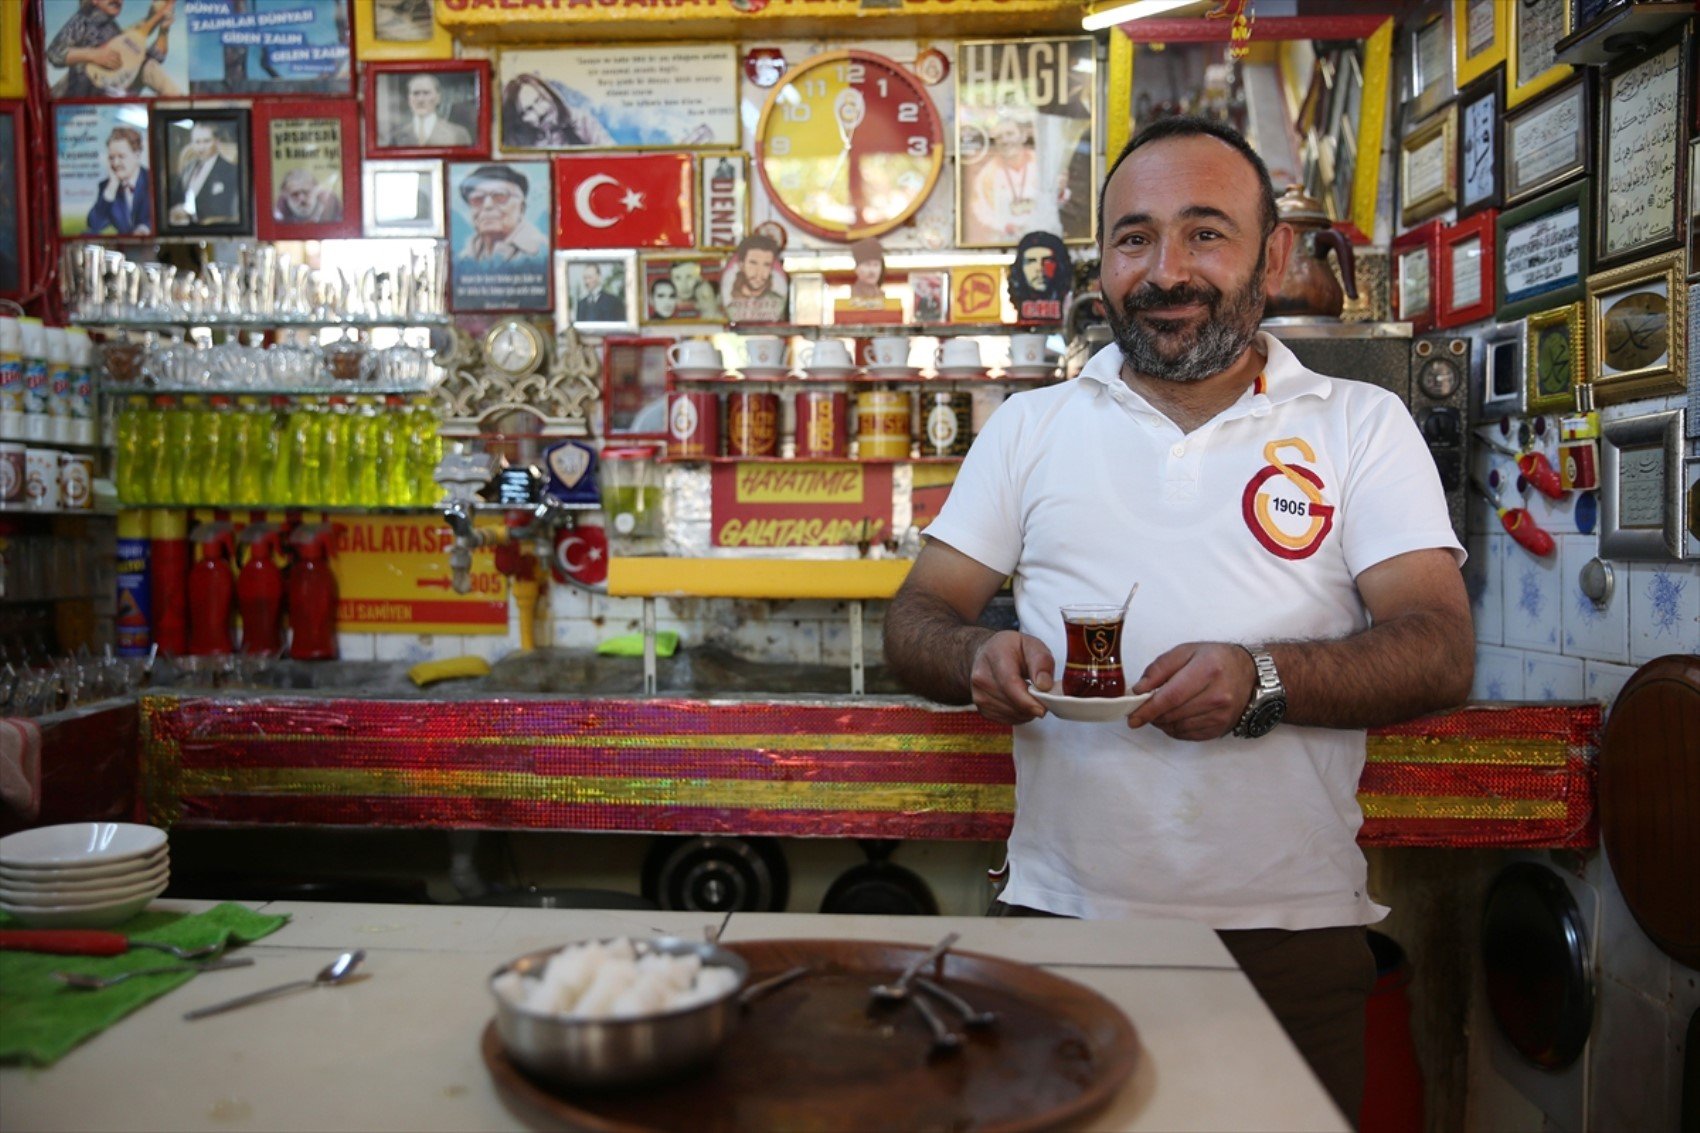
[1265,185,1359,319]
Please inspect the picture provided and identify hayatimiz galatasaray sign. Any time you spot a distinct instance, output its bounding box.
[438,0,1062,14]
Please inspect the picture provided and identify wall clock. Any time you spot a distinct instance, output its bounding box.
[483,318,546,377]
[754,50,945,242]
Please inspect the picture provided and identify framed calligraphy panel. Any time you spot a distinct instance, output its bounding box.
[1402,3,1455,126]
[1599,407,1688,562]
[1505,73,1592,207]
[1497,181,1590,321]
[1457,72,1503,218]
[1438,210,1496,328]
[1393,219,1443,332]
[1586,250,1687,405]
[1400,105,1457,227]
[1596,29,1689,271]
[1454,0,1508,89]
[1507,0,1572,110]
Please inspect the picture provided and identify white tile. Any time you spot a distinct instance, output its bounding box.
[1627,563,1700,664]
[1589,979,1673,1133]
[1559,535,1628,662]
[1473,645,1525,701]
[1465,530,1504,645]
[373,634,449,663]
[1523,653,1584,701]
[1501,542,1563,651]
[457,633,518,664]
[1584,661,1638,710]
[333,632,377,662]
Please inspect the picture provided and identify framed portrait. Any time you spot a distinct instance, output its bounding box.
[1595,30,1689,271]
[153,108,251,237]
[638,255,725,326]
[719,233,790,325]
[1525,301,1585,414]
[1504,72,1592,207]
[1438,210,1496,328]
[559,251,638,335]
[1400,106,1458,227]
[1507,0,1573,110]
[53,101,153,240]
[253,101,358,242]
[41,0,188,99]
[0,104,27,299]
[697,153,748,251]
[362,159,444,238]
[1586,251,1688,404]
[1497,181,1591,321]
[0,3,24,99]
[497,45,739,151]
[186,0,352,97]
[366,61,490,160]
[447,161,552,313]
[600,336,671,440]
[912,270,950,324]
[1455,0,1508,88]
[956,37,1097,247]
[354,0,454,62]
[1457,73,1503,218]
[1393,220,1443,332]
[1402,4,1454,125]
[1480,322,1527,418]
[1599,407,1688,561]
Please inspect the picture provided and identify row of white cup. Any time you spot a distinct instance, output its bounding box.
[668,333,1054,374]
[0,444,95,511]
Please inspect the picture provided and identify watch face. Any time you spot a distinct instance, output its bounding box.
[1418,358,1461,400]
[1601,290,1669,373]
[485,320,543,375]
[755,51,945,242]
[1537,325,1572,396]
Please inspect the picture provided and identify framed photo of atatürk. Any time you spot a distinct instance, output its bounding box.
[1599,406,1688,561]
[253,100,359,242]
[1505,72,1592,207]
[1438,210,1496,328]
[1497,181,1590,321]
[1595,29,1689,271]
[1400,106,1457,227]
[1586,251,1688,405]
[366,61,490,160]
[1457,73,1503,218]
[155,108,251,238]
[0,103,27,298]
[559,250,638,336]
[1525,301,1584,414]
[1393,220,1443,332]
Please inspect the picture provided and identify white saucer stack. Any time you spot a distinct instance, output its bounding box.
[0,822,170,928]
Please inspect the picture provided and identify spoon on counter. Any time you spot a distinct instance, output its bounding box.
[870,932,960,1003]
[183,949,365,1021]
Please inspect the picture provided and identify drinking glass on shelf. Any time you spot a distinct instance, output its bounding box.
[267,343,322,390]
[376,344,432,390]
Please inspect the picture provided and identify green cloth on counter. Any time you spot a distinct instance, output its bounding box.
[0,902,290,1066]
[597,630,680,657]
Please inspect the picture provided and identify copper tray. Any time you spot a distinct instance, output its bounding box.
[482,937,1141,1133]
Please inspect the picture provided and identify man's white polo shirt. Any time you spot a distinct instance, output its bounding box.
[923,333,1463,929]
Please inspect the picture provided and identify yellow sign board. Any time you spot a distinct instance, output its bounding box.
[331,516,508,635]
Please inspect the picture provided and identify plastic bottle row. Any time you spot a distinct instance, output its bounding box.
[113,395,443,509]
[0,316,98,446]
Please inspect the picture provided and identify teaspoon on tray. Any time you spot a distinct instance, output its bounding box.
[870,932,960,1002]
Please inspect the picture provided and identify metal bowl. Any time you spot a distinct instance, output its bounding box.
[489,936,749,1089]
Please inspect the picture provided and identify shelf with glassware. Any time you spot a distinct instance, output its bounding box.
[722,322,1064,338]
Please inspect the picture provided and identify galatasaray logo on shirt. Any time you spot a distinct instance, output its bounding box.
[1241,437,1335,560]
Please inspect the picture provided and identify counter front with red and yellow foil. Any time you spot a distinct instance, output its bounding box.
[141,698,1598,849]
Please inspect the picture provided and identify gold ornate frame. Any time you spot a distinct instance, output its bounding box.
[1524,301,1585,415]
[1586,251,1688,405]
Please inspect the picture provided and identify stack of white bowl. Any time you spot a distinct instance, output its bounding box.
[0,822,170,928]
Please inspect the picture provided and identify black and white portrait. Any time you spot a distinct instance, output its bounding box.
[156,108,250,236]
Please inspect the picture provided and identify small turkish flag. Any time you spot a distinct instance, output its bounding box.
[555,154,696,249]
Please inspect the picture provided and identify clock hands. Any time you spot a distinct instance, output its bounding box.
[823,86,868,199]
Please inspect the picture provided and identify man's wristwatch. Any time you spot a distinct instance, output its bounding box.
[1233,647,1287,738]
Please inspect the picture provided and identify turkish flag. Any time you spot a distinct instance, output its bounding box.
[555,155,696,249]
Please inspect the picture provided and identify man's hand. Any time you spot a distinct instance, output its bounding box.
[70,45,125,71]
[969,630,1054,725]
[103,178,120,202]
[1126,642,1255,741]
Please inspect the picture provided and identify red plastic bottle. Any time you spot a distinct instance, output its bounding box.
[287,526,338,661]
[149,511,190,656]
[236,527,284,654]
[186,525,235,656]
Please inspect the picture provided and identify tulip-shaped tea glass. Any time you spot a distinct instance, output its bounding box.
[1060,604,1126,698]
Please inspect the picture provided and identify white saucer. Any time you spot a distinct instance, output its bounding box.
[1029,685,1153,723]
[864,366,924,380]
[803,365,857,378]
[670,366,726,381]
[736,365,790,380]
[934,366,988,379]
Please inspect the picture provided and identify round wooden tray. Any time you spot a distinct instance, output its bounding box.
[482,937,1141,1132]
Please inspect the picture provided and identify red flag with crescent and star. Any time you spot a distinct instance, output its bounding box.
[554,154,696,249]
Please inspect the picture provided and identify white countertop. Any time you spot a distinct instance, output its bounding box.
[0,900,1350,1132]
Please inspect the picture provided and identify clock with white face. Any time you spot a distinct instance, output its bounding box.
[754,51,945,242]
[483,319,546,377]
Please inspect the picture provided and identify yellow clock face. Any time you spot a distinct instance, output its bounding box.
[755,51,945,242]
